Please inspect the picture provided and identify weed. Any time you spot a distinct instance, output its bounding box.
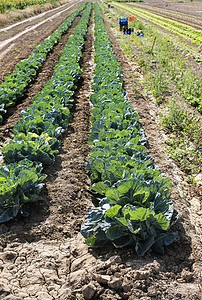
[12,47,20,53]
[147,69,168,103]
[161,99,202,174]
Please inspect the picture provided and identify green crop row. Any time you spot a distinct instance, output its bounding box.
[0,3,86,123]
[113,2,202,47]
[0,2,92,223]
[81,3,179,256]
[130,2,202,25]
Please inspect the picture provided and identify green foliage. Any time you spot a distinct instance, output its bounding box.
[130,19,144,31]
[147,69,169,102]
[0,2,92,223]
[81,3,179,256]
[2,133,59,167]
[0,3,86,122]
[14,101,70,137]
[81,204,179,255]
[161,100,202,174]
[0,159,46,222]
[0,0,51,13]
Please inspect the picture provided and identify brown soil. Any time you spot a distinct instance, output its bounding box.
[0,4,201,300]
[0,0,83,84]
[137,0,202,18]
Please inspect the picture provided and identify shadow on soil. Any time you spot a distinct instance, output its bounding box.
[0,149,65,245]
[88,219,193,276]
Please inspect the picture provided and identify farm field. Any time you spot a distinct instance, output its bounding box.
[112,1,202,63]
[126,1,202,29]
[0,1,201,299]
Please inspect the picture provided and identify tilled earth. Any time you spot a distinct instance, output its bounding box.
[0,3,201,300]
[0,0,83,83]
[126,1,202,30]
[135,0,202,18]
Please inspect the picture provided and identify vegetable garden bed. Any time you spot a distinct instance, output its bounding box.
[0,2,86,123]
[0,2,201,299]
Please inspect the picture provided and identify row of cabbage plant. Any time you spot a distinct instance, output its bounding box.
[0,2,86,123]
[0,2,92,223]
[81,3,179,256]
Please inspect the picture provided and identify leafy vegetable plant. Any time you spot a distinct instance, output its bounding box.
[0,159,46,222]
[0,2,92,223]
[81,3,179,256]
[0,2,86,122]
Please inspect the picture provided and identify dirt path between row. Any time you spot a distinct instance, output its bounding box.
[0,0,84,84]
[0,6,201,300]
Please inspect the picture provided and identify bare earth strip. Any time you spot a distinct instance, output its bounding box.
[133,0,202,17]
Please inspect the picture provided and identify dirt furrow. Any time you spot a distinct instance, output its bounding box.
[127,3,202,30]
[0,13,85,167]
[131,0,202,18]
[0,13,83,132]
[0,0,84,83]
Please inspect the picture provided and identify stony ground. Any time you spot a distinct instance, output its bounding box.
[0,1,201,299]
